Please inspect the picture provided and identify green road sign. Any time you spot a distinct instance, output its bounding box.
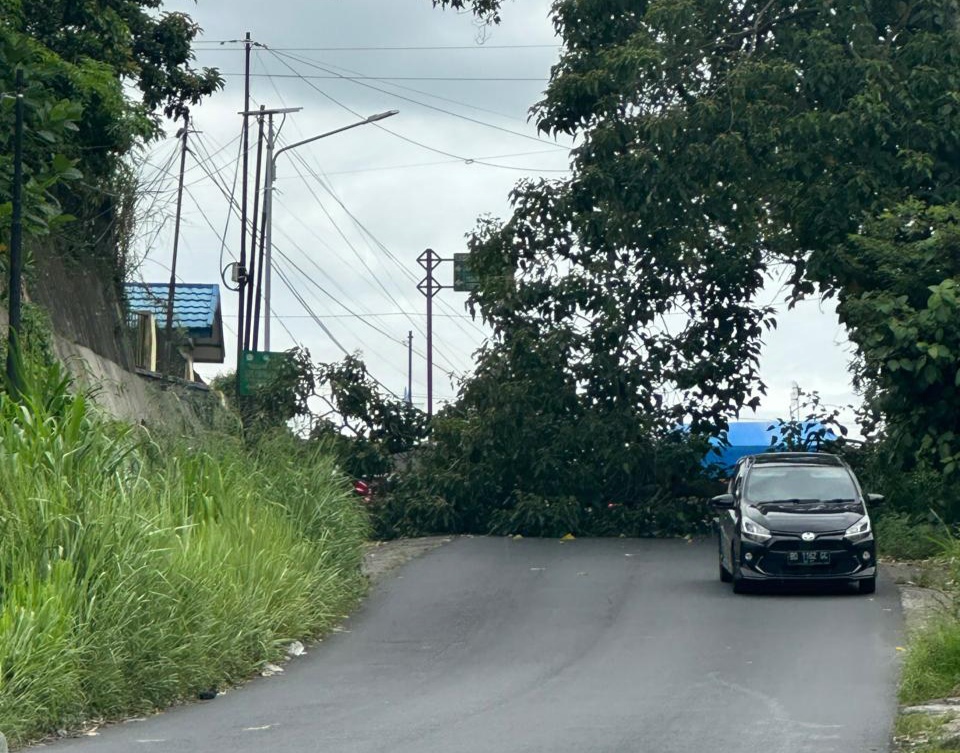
[237,350,289,396]
[453,252,480,292]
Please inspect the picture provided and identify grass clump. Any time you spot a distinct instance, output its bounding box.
[876,513,946,561]
[900,619,960,705]
[893,713,954,753]
[0,361,369,744]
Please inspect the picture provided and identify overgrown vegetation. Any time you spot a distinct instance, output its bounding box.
[0,359,367,746]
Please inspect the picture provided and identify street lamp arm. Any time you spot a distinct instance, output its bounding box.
[273,109,399,164]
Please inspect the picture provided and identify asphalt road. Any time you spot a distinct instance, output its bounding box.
[41,538,903,753]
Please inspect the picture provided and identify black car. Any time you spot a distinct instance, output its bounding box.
[713,452,879,594]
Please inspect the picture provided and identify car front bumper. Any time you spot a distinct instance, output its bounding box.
[737,533,876,581]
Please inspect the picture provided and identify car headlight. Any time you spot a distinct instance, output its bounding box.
[844,515,872,541]
[742,517,771,543]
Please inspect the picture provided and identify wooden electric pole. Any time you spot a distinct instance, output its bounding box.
[163,111,190,376]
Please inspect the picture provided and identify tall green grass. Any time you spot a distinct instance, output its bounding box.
[899,530,960,705]
[0,362,369,744]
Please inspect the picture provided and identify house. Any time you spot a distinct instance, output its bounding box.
[124,283,225,381]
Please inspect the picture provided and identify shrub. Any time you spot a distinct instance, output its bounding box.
[874,512,945,561]
[490,493,581,538]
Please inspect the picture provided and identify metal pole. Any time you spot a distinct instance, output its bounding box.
[236,32,251,387]
[244,107,265,351]
[263,113,275,351]
[6,68,24,397]
[426,251,435,417]
[407,331,413,406]
[163,112,190,376]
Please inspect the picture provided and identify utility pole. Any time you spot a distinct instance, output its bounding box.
[244,106,266,351]
[6,68,24,397]
[253,107,303,352]
[416,248,445,417]
[261,109,280,350]
[249,108,397,350]
[163,111,190,376]
[235,32,252,390]
[406,331,413,405]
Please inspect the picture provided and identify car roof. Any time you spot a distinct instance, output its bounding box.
[743,452,845,468]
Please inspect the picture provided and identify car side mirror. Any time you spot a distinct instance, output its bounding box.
[867,493,884,504]
[711,493,736,509]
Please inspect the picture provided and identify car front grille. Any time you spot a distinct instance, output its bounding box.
[757,551,861,576]
[769,537,847,552]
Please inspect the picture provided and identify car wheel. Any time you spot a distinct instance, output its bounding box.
[719,536,733,582]
[720,560,733,583]
[858,576,876,595]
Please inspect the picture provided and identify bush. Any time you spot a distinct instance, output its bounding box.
[372,410,718,540]
[874,512,946,561]
[0,361,368,745]
[490,493,582,538]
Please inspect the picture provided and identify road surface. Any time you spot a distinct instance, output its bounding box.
[40,538,902,753]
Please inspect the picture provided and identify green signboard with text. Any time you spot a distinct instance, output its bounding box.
[453,252,480,292]
[237,350,290,396]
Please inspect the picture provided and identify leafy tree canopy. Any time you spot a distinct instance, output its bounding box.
[0,30,84,240]
[5,0,221,137]
[837,201,960,471]
[1,0,222,282]
[434,1,960,463]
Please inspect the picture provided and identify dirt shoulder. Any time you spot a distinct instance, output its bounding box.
[362,536,456,585]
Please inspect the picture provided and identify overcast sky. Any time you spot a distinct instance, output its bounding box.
[138,0,860,429]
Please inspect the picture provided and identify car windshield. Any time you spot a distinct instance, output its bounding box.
[744,465,858,503]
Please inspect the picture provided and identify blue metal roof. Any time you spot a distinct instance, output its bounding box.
[124,283,221,337]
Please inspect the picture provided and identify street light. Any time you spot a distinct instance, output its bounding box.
[261,108,399,350]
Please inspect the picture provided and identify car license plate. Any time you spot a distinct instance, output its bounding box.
[787,551,830,565]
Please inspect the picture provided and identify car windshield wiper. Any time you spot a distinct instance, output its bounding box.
[818,497,857,504]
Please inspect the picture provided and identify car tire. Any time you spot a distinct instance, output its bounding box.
[858,576,876,595]
[719,536,733,582]
[720,560,733,583]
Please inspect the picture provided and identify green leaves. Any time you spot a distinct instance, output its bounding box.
[0,36,85,239]
[840,202,960,473]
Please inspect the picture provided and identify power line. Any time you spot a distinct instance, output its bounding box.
[223,311,479,319]
[272,53,531,122]
[272,259,404,398]
[256,64,483,366]
[261,148,566,178]
[272,245,460,377]
[195,43,561,51]
[270,49,570,153]
[225,72,547,82]
[281,144,488,347]
[185,134,467,379]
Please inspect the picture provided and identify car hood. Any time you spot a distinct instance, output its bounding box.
[745,502,865,534]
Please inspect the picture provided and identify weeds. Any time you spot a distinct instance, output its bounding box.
[0,362,368,744]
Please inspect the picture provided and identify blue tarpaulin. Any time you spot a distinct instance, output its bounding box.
[705,420,835,473]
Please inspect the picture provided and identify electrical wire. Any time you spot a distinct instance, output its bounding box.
[194,43,561,51]
[283,147,487,347]
[226,72,547,82]
[271,49,570,153]
[272,259,404,398]
[255,61,483,366]
[186,134,466,378]
[263,49,570,172]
